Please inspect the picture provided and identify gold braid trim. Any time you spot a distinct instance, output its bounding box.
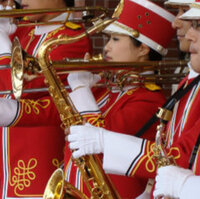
[9,158,38,197]
[21,99,50,115]
[130,141,180,176]
[191,3,200,9]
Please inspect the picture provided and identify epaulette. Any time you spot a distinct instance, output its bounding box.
[144,83,161,91]
[64,22,82,30]
[22,16,29,21]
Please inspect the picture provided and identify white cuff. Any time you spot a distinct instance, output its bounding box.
[180,175,200,199]
[103,132,143,175]
[0,98,18,126]
[69,87,99,114]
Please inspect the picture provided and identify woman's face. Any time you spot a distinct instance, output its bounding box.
[21,0,66,22]
[185,20,200,73]
[104,34,144,62]
[172,6,192,52]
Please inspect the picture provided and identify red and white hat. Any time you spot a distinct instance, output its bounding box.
[104,0,175,55]
[180,0,200,19]
[165,0,195,7]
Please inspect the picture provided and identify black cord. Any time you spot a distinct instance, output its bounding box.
[189,134,200,169]
[135,75,200,137]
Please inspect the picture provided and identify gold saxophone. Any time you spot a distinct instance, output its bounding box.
[153,108,175,168]
[35,1,124,199]
[152,108,176,199]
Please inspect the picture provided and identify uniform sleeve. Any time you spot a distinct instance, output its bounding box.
[9,95,62,127]
[0,55,12,91]
[102,118,200,180]
[0,54,10,65]
[0,68,12,91]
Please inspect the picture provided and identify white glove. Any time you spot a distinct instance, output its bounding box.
[0,98,18,126]
[0,5,17,54]
[153,165,193,198]
[68,123,144,176]
[179,175,200,199]
[0,5,17,35]
[68,71,100,113]
[67,71,101,91]
[68,123,106,158]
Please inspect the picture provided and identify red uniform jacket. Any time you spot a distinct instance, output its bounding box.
[0,19,91,198]
[64,84,166,198]
[118,77,200,198]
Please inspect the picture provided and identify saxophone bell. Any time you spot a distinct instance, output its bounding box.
[43,168,88,199]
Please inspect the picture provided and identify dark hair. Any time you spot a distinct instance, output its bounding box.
[15,1,21,9]
[64,0,74,7]
[130,37,162,61]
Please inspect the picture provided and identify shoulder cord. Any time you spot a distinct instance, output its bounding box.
[135,75,200,137]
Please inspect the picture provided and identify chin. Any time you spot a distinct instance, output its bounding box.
[191,61,200,73]
[179,43,190,53]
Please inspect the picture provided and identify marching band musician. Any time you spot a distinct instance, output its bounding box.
[167,0,195,94]
[66,0,200,199]
[0,0,91,198]
[154,1,200,198]
[64,0,175,198]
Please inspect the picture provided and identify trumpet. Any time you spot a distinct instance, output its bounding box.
[1,37,187,100]
[0,6,108,26]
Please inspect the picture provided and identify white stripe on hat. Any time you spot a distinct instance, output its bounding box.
[130,0,175,22]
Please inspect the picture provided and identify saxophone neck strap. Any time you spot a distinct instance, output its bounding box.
[189,133,200,169]
[135,74,200,137]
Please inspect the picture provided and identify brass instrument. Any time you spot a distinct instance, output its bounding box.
[53,59,187,88]
[11,37,41,100]
[43,168,88,199]
[152,108,176,199]
[7,37,187,100]
[35,3,123,198]
[0,6,108,26]
[0,34,187,100]
[153,108,175,168]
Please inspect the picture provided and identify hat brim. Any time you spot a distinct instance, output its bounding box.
[180,7,200,20]
[164,0,193,7]
[103,22,167,56]
[103,22,133,37]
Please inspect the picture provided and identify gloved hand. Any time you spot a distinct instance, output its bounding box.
[67,71,101,91]
[68,123,144,176]
[0,98,18,126]
[67,123,106,158]
[153,165,193,198]
[0,4,17,54]
[68,68,101,113]
[0,5,17,35]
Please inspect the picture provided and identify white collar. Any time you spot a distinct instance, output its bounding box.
[34,13,72,35]
[187,62,199,79]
